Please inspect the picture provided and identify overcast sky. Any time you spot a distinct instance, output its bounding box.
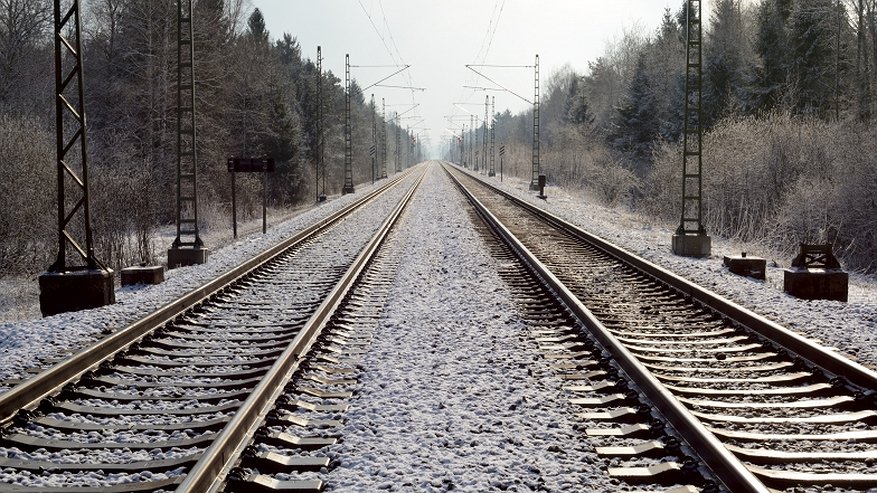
[252,0,695,151]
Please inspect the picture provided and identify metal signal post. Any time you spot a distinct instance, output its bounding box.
[672,0,711,257]
[168,0,208,268]
[39,0,115,316]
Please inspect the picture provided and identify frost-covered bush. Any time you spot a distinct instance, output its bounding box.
[641,113,877,272]
[540,125,640,207]
[0,114,55,273]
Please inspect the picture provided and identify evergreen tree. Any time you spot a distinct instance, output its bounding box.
[789,0,848,117]
[583,56,622,133]
[247,8,268,44]
[610,55,660,161]
[704,0,749,126]
[751,0,794,113]
[564,76,591,126]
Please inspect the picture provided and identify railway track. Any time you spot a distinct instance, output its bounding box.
[0,168,424,492]
[446,164,877,493]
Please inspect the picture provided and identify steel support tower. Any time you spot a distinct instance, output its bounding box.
[489,96,496,177]
[168,0,207,268]
[342,54,354,194]
[381,99,387,179]
[529,54,541,190]
[316,46,326,201]
[469,115,475,170]
[482,96,489,173]
[672,0,711,257]
[371,94,377,184]
[460,126,465,165]
[394,113,401,173]
[39,0,114,315]
[474,116,480,172]
[405,125,410,168]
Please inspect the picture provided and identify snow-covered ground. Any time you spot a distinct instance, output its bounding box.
[458,165,877,371]
[325,163,620,491]
[0,173,415,390]
[0,160,874,491]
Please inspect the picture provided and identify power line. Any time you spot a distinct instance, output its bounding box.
[357,0,397,65]
[378,0,418,107]
[452,0,507,132]
[357,0,423,126]
[482,0,506,63]
[474,0,501,64]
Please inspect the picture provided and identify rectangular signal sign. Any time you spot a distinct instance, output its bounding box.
[227,157,275,173]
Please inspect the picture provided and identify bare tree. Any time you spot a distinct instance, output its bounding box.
[0,0,51,110]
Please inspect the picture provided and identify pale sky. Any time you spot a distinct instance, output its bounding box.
[252,0,695,151]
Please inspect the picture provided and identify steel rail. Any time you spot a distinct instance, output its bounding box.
[0,171,413,426]
[177,165,427,493]
[444,164,769,493]
[446,164,877,392]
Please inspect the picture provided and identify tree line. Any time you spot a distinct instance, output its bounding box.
[0,0,416,275]
[461,0,876,273]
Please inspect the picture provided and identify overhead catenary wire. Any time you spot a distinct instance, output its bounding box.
[450,0,507,145]
[357,0,423,146]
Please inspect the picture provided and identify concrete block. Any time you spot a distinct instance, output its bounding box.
[784,268,848,302]
[723,253,766,280]
[39,268,115,316]
[121,264,165,286]
[672,234,711,258]
[167,247,209,270]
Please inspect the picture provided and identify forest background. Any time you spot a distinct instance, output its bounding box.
[1,0,875,278]
[472,0,877,273]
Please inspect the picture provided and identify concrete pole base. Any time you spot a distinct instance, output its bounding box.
[39,268,115,316]
[121,265,165,286]
[784,268,848,302]
[723,254,766,280]
[168,247,209,270]
[672,234,711,258]
[342,185,355,195]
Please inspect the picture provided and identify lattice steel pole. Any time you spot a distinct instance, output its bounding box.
[168,0,207,268]
[316,46,326,201]
[342,54,355,194]
[672,0,711,257]
[474,116,480,172]
[394,113,401,173]
[530,54,541,190]
[460,126,465,165]
[469,114,474,169]
[482,96,489,173]
[405,125,410,168]
[371,93,377,184]
[489,96,496,177]
[39,0,114,316]
[381,98,388,179]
